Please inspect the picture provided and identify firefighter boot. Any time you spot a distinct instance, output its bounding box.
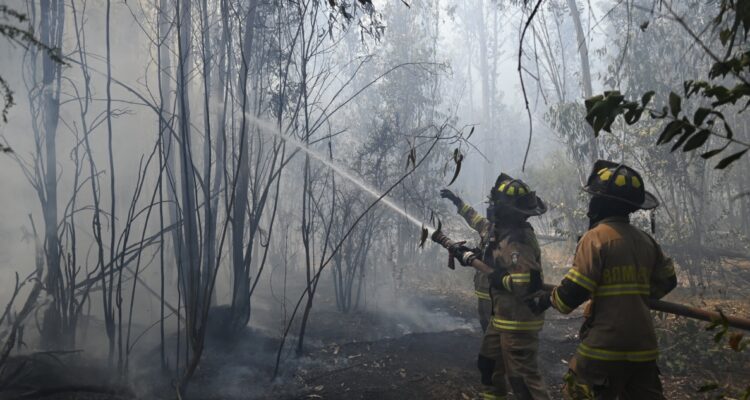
[478,354,507,399]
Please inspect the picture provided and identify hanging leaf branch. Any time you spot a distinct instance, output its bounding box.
[584,0,750,170]
[585,88,750,169]
[447,148,463,186]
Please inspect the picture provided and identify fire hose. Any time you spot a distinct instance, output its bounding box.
[430,229,750,332]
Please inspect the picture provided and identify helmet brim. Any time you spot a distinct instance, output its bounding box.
[583,186,659,210]
[498,195,548,216]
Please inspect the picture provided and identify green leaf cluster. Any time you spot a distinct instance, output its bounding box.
[583,0,750,170]
[584,88,748,169]
[585,90,651,136]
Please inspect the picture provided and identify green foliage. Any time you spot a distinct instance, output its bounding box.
[584,87,749,169]
[546,102,593,168]
[584,0,750,170]
[656,315,748,397]
[691,310,750,398]
[583,90,649,136]
[706,310,749,352]
[695,381,750,399]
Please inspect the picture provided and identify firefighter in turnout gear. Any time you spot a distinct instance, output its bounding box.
[444,174,551,400]
[526,160,677,400]
[440,189,493,332]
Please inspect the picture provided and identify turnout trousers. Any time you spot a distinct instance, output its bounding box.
[478,297,492,332]
[564,356,665,400]
[478,326,550,400]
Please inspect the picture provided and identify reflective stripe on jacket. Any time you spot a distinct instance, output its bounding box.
[458,202,493,297]
[487,225,545,332]
[553,216,675,360]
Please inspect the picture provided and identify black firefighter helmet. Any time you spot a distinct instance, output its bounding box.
[583,160,659,210]
[489,173,547,216]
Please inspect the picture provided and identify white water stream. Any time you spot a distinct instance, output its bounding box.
[245,115,435,232]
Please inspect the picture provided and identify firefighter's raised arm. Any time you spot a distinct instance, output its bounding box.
[440,189,491,239]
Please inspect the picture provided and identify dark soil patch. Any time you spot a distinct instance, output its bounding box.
[287,311,581,400]
[5,288,745,399]
[282,292,741,400]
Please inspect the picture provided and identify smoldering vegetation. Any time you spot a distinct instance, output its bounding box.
[0,0,748,399]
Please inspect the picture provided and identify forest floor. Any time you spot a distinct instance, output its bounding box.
[273,286,740,400]
[3,264,749,399]
[278,288,577,400]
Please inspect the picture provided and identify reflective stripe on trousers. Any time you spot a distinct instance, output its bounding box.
[491,317,544,332]
[481,392,507,400]
[475,290,491,301]
[576,343,658,362]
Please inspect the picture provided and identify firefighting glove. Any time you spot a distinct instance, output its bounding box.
[440,189,462,207]
[524,289,552,315]
[448,243,479,267]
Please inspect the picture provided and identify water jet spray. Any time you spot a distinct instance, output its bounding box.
[245,115,435,233]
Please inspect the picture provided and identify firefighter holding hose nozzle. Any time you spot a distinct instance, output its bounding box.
[525,160,677,400]
[441,174,551,400]
[440,188,494,332]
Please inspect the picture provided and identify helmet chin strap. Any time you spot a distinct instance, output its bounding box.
[650,209,656,234]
